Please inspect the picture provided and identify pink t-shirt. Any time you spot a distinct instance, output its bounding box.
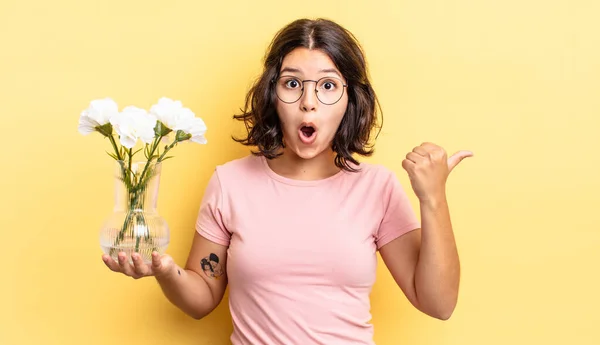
[195,155,420,345]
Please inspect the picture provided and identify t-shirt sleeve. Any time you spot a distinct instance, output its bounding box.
[195,169,231,246]
[375,170,421,250]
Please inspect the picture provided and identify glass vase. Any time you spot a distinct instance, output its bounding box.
[99,160,170,265]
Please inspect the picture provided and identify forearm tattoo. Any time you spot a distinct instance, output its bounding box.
[201,253,224,279]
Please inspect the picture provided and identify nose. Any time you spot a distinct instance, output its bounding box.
[300,83,318,112]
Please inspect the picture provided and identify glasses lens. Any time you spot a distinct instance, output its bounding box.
[275,76,346,104]
[275,76,303,103]
[316,77,344,105]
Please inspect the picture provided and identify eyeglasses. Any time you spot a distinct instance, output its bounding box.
[274,75,348,105]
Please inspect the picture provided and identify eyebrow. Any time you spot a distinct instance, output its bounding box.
[280,67,343,79]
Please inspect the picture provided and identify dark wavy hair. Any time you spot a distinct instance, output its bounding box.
[232,18,382,172]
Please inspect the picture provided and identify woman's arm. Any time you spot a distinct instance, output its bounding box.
[379,142,472,320]
[155,231,229,320]
[379,195,459,320]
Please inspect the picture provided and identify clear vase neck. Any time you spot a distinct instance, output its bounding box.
[113,160,162,213]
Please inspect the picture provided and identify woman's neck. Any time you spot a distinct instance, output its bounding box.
[266,148,341,181]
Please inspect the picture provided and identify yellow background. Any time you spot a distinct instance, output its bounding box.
[1,0,598,344]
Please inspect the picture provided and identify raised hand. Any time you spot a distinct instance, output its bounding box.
[402,142,473,202]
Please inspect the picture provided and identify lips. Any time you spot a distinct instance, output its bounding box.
[298,122,317,145]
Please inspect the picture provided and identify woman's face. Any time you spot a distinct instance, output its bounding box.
[275,47,349,160]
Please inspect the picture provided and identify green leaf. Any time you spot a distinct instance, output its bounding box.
[131,147,143,158]
[160,156,174,161]
[106,151,119,160]
[120,147,127,161]
[144,145,150,160]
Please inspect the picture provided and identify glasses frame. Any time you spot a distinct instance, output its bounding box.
[273,75,349,105]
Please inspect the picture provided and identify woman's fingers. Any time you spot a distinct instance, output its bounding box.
[102,252,171,279]
[132,253,150,276]
[117,252,139,278]
[102,254,121,272]
[151,251,163,271]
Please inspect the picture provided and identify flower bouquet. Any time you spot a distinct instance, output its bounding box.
[78,97,207,264]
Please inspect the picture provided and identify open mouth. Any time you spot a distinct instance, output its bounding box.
[300,125,316,138]
[298,123,317,144]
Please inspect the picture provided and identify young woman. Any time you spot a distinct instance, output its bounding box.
[102,17,472,345]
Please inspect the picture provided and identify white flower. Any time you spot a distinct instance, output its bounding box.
[149,97,207,144]
[187,117,207,144]
[78,98,119,135]
[109,106,157,149]
[150,97,194,131]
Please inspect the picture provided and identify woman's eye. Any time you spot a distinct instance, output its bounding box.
[286,79,300,88]
[321,80,337,90]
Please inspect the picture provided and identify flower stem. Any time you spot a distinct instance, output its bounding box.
[110,142,159,256]
[138,136,162,184]
[128,148,132,170]
[157,139,178,162]
[108,135,122,161]
[135,234,141,253]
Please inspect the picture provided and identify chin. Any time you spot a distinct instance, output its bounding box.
[295,150,319,160]
[289,143,329,160]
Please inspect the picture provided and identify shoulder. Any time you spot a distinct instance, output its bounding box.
[335,160,402,203]
[210,154,265,188]
[215,154,261,177]
[348,161,413,202]
[351,160,397,184]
